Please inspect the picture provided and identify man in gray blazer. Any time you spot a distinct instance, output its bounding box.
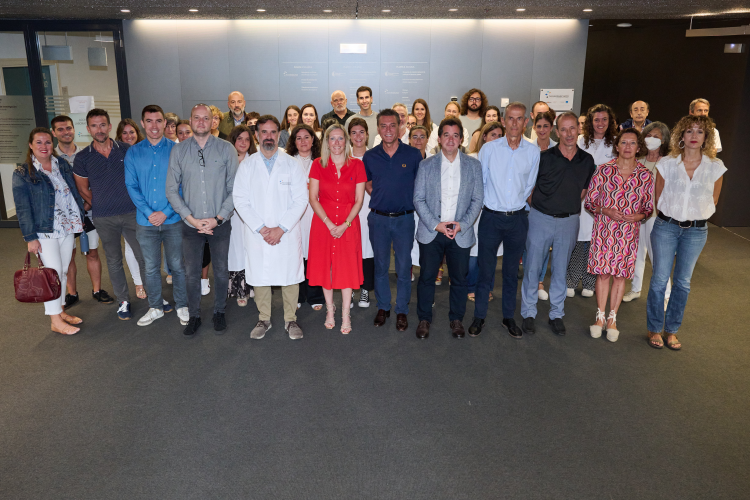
[413,117,484,339]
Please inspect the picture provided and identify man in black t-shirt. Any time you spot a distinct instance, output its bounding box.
[520,112,596,336]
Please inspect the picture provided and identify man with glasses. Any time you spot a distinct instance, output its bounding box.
[166,103,239,336]
[321,90,355,127]
[460,88,487,136]
[345,86,378,147]
[219,91,248,138]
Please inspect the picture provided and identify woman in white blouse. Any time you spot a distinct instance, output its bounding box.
[646,115,726,350]
[348,117,374,307]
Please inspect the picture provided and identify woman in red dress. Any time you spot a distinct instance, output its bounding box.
[307,124,367,334]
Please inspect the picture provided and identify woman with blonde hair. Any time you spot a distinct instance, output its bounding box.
[306,124,367,333]
[208,105,226,139]
[645,115,725,350]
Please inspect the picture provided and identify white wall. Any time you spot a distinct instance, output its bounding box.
[123,19,588,121]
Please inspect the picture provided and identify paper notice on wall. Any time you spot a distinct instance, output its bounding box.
[539,89,574,111]
[69,96,95,114]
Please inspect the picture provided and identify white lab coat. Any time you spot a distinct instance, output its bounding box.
[227,152,249,272]
[233,150,308,286]
[295,154,315,259]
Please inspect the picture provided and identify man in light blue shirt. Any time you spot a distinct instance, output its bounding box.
[469,101,539,339]
[125,104,188,327]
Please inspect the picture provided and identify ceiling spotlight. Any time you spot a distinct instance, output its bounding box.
[257,9,266,12]
[516,8,526,12]
[583,8,592,12]
[617,23,632,27]
[121,9,130,12]
[449,8,458,11]
[323,9,332,12]
[189,8,198,12]
[382,9,391,13]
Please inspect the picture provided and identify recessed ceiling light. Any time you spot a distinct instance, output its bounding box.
[382,9,391,13]
[449,8,458,12]
[323,9,332,12]
[121,9,130,12]
[516,8,526,12]
[257,8,266,12]
[583,8,592,12]
[617,23,632,27]
[189,8,198,12]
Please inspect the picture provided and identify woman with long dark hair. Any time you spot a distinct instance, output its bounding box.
[278,105,301,149]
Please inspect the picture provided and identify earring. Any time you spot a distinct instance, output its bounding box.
[678,140,685,149]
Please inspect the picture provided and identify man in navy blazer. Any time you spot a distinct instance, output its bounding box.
[413,117,484,339]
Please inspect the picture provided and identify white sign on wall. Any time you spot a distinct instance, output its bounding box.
[540,89,574,111]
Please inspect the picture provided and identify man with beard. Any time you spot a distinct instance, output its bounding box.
[73,108,146,321]
[459,88,487,136]
[218,91,248,137]
[166,104,239,336]
[232,115,308,341]
[321,90,355,127]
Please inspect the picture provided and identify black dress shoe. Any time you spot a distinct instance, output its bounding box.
[92,289,114,304]
[468,317,485,337]
[64,292,79,309]
[450,320,465,338]
[549,317,567,336]
[522,317,536,335]
[396,313,408,331]
[213,312,226,333]
[374,309,390,326]
[502,318,523,339]
[183,316,201,336]
[416,320,430,339]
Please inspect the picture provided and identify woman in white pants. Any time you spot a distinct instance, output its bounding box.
[624,121,672,304]
[13,128,86,335]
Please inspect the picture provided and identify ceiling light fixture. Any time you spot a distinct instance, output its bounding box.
[516,8,526,12]
[617,23,632,28]
[449,8,458,11]
[121,9,130,13]
[583,8,593,12]
[323,9,332,12]
[189,8,198,12]
[257,8,266,12]
[382,9,391,13]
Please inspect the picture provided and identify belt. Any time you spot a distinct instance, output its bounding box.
[483,206,525,216]
[658,211,707,228]
[548,213,575,219]
[373,209,414,217]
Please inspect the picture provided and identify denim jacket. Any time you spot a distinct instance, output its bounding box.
[12,157,85,242]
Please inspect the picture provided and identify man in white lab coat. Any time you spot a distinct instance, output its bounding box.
[233,115,308,340]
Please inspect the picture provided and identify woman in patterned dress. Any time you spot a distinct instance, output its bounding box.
[584,128,653,342]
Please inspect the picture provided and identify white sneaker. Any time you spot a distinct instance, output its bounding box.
[581,289,594,297]
[137,307,164,326]
[201,279,210,296]
[538,288,549,301]
[177,307,189,325]
[566,288,575,298]
[622,290,641,302]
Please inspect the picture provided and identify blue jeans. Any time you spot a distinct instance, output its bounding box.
[523,247,550,282]
[646,218,708,334]
[136,221,187,310]
[475,210,528,319]
[368,211,415,315]
[467,256,495,293]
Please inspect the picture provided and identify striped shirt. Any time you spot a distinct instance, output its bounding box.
[73,139,134,218]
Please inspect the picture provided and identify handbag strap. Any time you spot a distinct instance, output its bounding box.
[24,251,31,270]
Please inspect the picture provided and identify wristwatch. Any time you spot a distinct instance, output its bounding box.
[215,216,224,226]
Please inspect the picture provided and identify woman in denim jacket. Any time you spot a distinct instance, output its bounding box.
[13,127,86,335]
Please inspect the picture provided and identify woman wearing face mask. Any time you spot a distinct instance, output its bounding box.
[585,129,653,342]
[307,124,367,334]
[566,104,618,299]
[349,118,375,308]
[645,115,725,350]
[13,128,86,335]
[468,105,501,153]
[623,121,673,305]
[286,123,325,311]
[278,105,301,149]
[300,103,323,139]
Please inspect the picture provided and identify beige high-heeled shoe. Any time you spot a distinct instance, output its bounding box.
[606,310,620,342]
[341,312,351,334]
[590,309,605,339]
[324,304,336,329]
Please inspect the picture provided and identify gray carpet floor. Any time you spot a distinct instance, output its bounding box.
[1,224,749,499]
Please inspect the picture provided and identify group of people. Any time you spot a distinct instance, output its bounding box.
[12,87,726,350]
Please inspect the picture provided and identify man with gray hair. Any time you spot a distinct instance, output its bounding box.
[219,91,248,137]
[689,98,722,153]
[321,90,355,126]
[468,101,540,339]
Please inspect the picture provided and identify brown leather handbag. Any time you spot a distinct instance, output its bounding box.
[14,252,61,303]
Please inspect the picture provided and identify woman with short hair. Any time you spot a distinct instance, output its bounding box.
[12,128,85,335]
[278,105,301,149]
[645,115,725,350]
[208,105,226,139]
[585,128,653,342]
[164,112,180,142]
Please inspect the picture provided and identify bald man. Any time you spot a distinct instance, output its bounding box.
[219,91,248,137]
[321,90,355,127]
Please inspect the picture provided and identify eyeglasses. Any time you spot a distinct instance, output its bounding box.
[468,97,482,103]
[198,149,205,168]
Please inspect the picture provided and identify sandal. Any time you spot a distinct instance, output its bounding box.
[237,297,248,307]
[341,312,352,334]
[606,311,619,342]
[51,323,79,335]
[647,331,664,349]
[467,293,475,302]
[61,312,83,325]
[665,334,682,351]
[324,304,336,329]
[311,304,323,311]
[590,308,605,339]
[136,285,147,300]
[488,292,494,302]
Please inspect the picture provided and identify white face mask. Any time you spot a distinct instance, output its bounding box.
[645,136,662,151]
